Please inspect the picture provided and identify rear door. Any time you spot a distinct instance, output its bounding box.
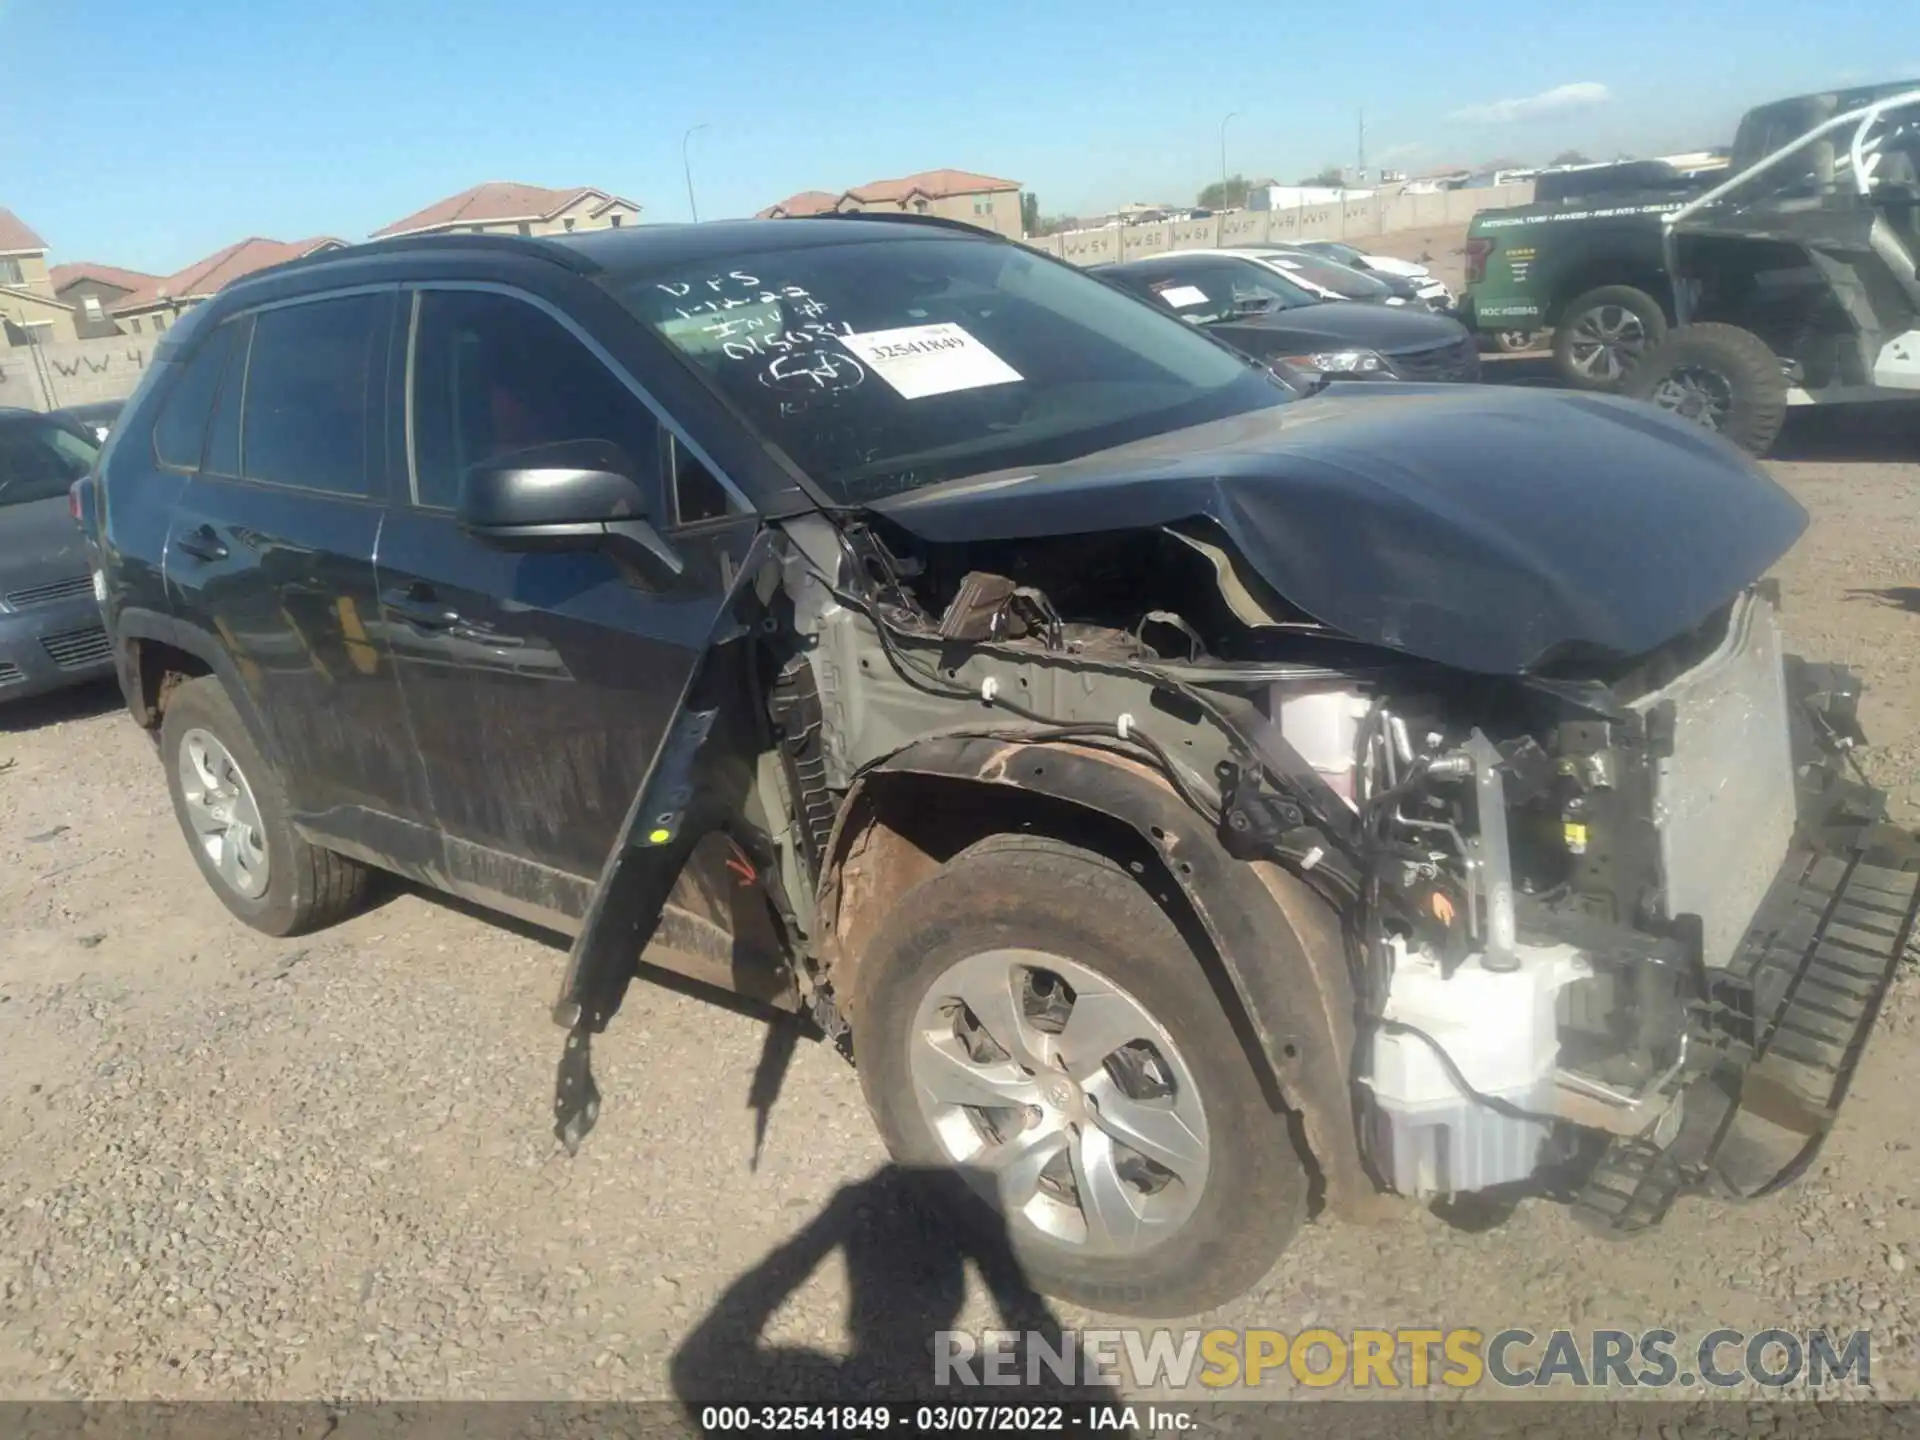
[374,283,757,927]
[163,288,435,853]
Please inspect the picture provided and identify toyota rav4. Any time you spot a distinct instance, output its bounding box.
[77,214,1917,1318]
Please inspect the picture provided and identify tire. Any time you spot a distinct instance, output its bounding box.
[159,675,371,936]
[1551,285,1669,391]
[1494,329,1538,353]
[1623,323,1790,458]
[849,833,1307,1317]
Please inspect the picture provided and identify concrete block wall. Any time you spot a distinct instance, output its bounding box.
[1027,183,1534,264]
[0,335,155,412]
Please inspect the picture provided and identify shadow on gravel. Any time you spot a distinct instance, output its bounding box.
[1847,586,1920,614]
[670,1164,1119,1415]
[390,881,823,1167]
[0,677,123,735]
[1769,405,1920,463]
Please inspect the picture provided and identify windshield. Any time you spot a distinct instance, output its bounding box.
[1250,251,1390,300]
[0,416,98,508]
[618,236,1287,505]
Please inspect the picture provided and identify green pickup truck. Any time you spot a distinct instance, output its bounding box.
[1460,168,1717,389]
[1462,79,1920,457]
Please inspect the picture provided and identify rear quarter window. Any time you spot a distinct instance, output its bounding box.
[150,322,240,470]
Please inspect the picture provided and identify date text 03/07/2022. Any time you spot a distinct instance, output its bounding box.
[696,1402,1190,1434]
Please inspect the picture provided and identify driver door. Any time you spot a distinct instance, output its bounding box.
[375,284,755,928]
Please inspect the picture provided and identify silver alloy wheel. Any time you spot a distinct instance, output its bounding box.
[1647,365,1735,432]
[907,948,1210,1258]
[1566,305,1650,382]
[178,727,271,899]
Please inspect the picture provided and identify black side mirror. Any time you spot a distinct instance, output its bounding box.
[459,438,683,578]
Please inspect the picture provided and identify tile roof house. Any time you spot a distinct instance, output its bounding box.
[758,169,1025,237]
[112,237,347,334]
[757,189,840,219]
[51,261,164,340]
[371,182,642,240]
[0,207,83,346]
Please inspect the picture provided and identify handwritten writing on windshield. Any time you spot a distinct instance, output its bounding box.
[657,269,864,395]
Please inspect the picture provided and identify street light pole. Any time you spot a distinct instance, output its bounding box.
[1220,111,1240,186]
[683,123,709,222]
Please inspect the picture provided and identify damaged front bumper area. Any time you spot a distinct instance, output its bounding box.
[1356,586,1918,1229]
[1572,656,1918,1230]
[544,492,1907,1244]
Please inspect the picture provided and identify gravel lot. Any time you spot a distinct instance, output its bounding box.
[3,398,1919,1411]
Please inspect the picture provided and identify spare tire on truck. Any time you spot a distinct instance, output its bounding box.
[1551,284,1669,390]
[1623,322,1791,458]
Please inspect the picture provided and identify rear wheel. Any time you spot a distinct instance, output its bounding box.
[849,833,1307,1318]
[160,676,372,936]
[1552,285,1669,390]
[1624,323,1790,458]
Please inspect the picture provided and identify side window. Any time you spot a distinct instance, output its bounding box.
[202,317,250,477]
[150,320,238,470]
[667,433,739,526]
[409,289,662,514]
[240,292,385,496]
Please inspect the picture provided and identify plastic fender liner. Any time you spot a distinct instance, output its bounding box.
[819,734,1384,1222]
[115,609,275,758]
[550,528,781,1151]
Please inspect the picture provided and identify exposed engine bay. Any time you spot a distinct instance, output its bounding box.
[727,506,1897,1221]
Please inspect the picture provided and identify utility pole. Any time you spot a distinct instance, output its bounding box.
[1357,108,1366,183]
[1221,111,1240,187]
[683,123,709,222]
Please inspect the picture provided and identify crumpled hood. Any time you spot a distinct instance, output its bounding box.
[867,385,1809,675]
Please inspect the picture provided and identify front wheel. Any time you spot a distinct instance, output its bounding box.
[1623,323,1790,458]
[849,833,1307,1318]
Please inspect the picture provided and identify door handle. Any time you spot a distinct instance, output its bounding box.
[382,587,461,630]
[174,524,228,562]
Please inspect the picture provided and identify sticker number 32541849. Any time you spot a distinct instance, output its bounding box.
[837,323,1023,400]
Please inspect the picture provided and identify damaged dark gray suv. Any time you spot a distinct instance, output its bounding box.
[79,214,1918,1318]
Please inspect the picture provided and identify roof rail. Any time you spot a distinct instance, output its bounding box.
[789,211,1008,240]
[245,231,605,286]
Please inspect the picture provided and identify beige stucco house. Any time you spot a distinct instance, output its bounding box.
[759,170,1025,238]
[371,183,642,240]
[0,208,82,346]
[50,262,164,339]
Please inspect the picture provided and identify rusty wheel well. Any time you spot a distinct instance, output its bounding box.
[129,639,212,729]
[819,772,1299,1121]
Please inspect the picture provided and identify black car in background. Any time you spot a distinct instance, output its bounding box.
[1094,252,1480,384]
[0,407,113,701]
[54,399,127,443]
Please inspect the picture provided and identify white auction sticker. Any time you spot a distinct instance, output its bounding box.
[837,323,1022,400]
[1155,284,1210,308]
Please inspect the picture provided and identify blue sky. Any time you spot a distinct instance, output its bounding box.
[3,0,1912,275]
